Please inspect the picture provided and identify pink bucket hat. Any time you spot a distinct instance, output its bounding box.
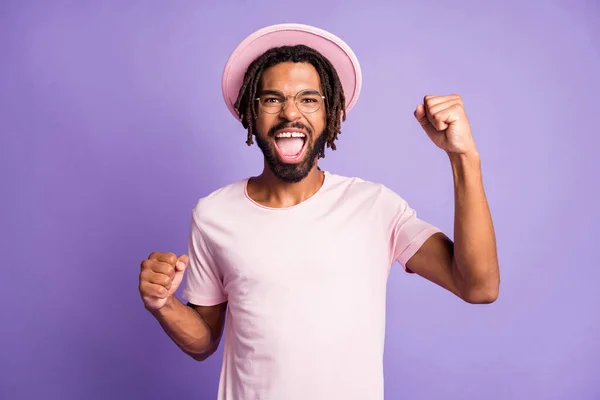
[221,23,362,120]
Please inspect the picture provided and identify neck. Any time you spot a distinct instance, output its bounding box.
[247,162,325,208]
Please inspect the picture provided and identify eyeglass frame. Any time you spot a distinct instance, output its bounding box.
[254,89,326,114]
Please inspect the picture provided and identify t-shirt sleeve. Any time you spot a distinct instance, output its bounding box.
[385,188,441,272]
[180,213,228,306]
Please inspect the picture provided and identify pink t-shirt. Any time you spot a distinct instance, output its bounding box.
[181,171,440,400]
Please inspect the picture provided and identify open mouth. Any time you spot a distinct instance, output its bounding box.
[274,131,307,163]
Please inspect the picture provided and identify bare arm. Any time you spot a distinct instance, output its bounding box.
[407,151,500,303]
[139,252,228,361]
[150,297,227,361]
[407,95,500,304]
[449,151,499,302]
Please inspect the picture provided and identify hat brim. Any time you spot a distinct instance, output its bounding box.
[221,23,362,121]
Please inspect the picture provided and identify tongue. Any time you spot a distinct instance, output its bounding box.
[277,137,304,156]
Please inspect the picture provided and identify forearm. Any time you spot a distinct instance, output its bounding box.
[449,151,500,303]
[149,296,214,360]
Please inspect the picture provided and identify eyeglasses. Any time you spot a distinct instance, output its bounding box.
[255,89,325,114]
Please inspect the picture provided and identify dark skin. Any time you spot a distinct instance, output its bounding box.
[139,61,499,362]
[138,63,327,360]
[247,62,328,208]
[197,63,328,358]
[139,252,226,361]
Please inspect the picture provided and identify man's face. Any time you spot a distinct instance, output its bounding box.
[253,62,327,183]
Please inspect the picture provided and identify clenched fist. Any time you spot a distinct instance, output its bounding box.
[139,252,189,311]
[414,94,477,155]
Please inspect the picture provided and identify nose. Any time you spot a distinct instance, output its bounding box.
[280,97,301,121]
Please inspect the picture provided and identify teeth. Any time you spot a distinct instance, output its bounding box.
[276,131,305,138]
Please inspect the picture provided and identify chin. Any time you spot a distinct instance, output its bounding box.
[269,151,315,183]
[255,137,320,183]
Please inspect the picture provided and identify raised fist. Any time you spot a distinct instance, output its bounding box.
[414,94,477,155]
[139,252,189,311]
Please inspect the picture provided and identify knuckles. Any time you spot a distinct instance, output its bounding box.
[139,254,176,306]
[164,253,177,265]
[147,252,177,265]
[140,259,152,271]
[141,259,175,276]
[139,268,151,281]
[424,94,464,108]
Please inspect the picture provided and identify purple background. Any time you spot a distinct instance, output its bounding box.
[1,1,599,399]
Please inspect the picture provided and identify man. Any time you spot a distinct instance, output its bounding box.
[138,23,500,399]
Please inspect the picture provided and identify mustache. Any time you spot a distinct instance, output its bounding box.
[268,121,312,137]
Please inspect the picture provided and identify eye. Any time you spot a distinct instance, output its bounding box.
[263,96,283,104]
[299,96,320,103]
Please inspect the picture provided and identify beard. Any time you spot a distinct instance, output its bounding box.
[255,121,327,183]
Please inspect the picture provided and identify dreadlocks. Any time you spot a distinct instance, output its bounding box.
[233,45,346,158]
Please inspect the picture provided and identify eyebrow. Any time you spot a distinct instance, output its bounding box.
[258,90,284,96]
[259,89,321,96]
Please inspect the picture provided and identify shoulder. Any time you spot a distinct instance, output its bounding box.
[325,171,409,209]
[191,179,247,223]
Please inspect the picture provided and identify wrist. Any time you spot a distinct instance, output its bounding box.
[149,295,177,317]
[448,150,482,185]
[448,149,480,165]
